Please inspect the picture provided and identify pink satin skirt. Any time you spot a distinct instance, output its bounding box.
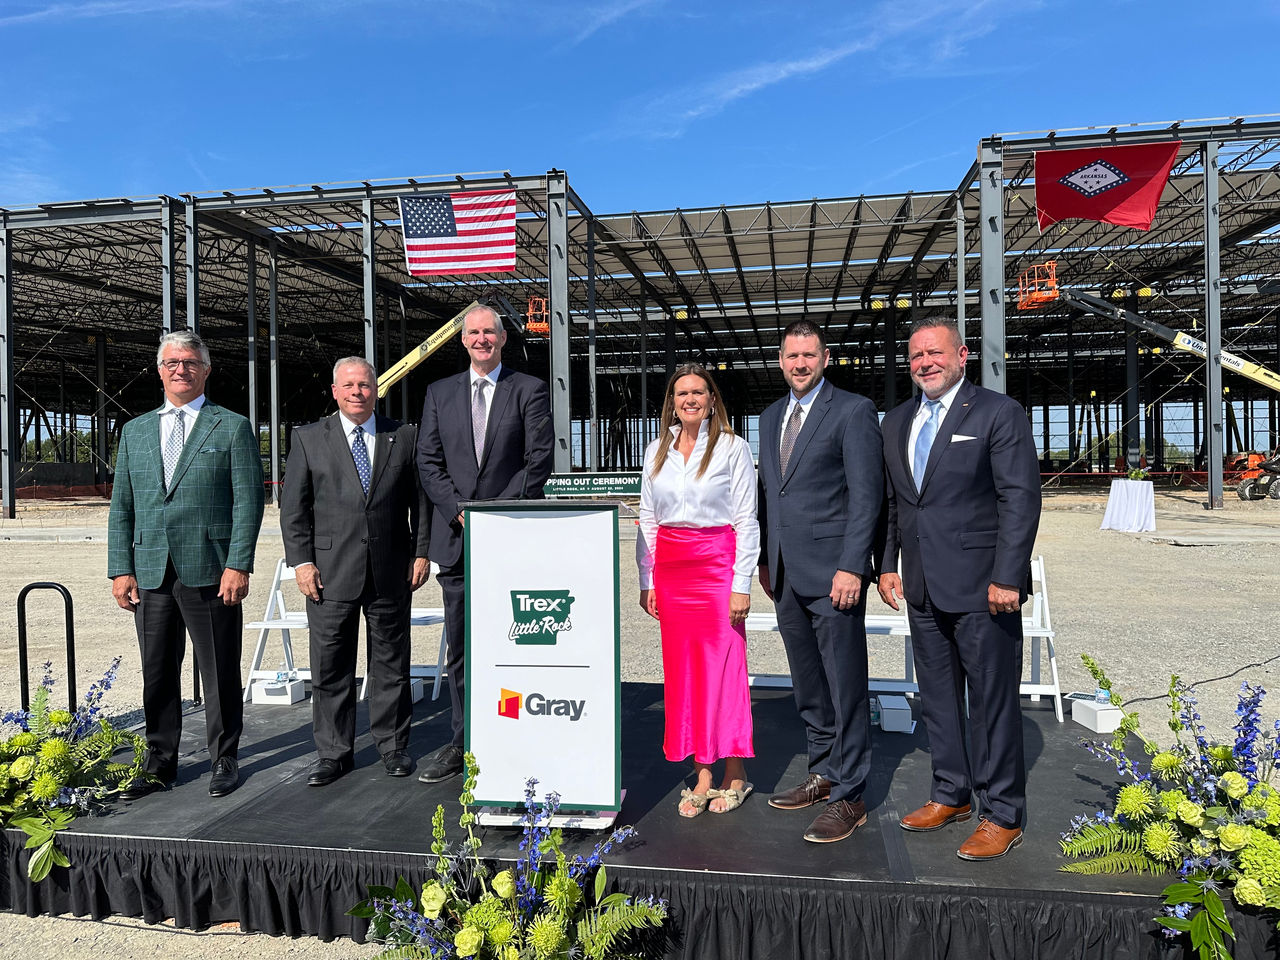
[654,525,754,764]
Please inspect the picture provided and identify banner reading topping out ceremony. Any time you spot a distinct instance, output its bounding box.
[465,500,620,809]
[1035,140,1181,232]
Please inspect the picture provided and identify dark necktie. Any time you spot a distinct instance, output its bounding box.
[779,403,803,475]
[913,399,942,491]
[352,425,371,496]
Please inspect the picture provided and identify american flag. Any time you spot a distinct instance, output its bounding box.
[398,191,518,276]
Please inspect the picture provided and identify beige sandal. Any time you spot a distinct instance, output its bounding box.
[678,788,711,818]
[708,782,754,814]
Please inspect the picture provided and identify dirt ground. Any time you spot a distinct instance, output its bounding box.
[2,488,1279,957]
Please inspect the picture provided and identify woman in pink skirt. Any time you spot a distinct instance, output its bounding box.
[638,363,759,818]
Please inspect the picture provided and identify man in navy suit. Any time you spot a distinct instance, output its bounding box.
[878,319,1041,861]
[758,320,883,843]
[280,357,431,786]
[415,304,554,783]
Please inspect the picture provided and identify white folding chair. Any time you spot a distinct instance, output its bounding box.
[1020,555,1063,721]
[243,558,311,701]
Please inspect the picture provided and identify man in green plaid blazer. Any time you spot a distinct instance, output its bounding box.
[108,330,264,800]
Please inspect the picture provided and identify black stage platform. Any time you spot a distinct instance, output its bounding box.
[3,684,1275,959]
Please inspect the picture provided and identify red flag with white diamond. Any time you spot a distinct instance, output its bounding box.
[1035,141,1181,231]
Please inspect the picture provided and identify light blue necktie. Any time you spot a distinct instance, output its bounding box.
[913,399,941,491]
[352,425,371,496]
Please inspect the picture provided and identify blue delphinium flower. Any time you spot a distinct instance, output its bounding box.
[1233,681,1266,788]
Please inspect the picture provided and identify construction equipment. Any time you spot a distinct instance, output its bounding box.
[376,300,482,395]
[1232,451,1280,500]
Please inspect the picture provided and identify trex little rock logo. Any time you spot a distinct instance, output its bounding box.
[508,589,575,644]
[496,688,585,722]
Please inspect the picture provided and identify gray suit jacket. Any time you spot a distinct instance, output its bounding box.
[757,380,883,597]
[280,414,430,603]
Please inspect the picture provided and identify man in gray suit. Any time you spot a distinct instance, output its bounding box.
[757,319,883,843]
[280,357,431,786]
[415,304,554,783]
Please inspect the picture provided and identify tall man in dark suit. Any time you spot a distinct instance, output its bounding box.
[108,330,265,800]
[415,304,554,783]
[757,319,883,843]
[878,319,1041,861]
[280,357,431,786]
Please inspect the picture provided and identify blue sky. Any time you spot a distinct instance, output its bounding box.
[1,0,1277,214]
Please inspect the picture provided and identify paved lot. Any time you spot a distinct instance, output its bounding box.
[3,489,1279,957]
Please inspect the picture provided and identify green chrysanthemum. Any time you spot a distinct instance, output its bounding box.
[1157,789,1188,819]
[1177,800,1206,827]
[7,732,38,752]
[1239,830,1280,887]
[453,925,483,958]
[499,946,520,960]
[528,913,566,959]
[486,918,515,949]
[1218,771,1249,800]
[544,870,581,915]
[1116,783,1156,820]
[1208,744,1235,768]
[29,772,60,802]
[39,737,71,765]
[1151,751,1184,777]
[46,710,74,729]
[1234,877,1266,906]
[9,755,36,781]
[1142,821,1182,861]
[1218,823,1250,852]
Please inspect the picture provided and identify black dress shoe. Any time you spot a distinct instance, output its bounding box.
[768,773,833,810]
[803,798,868,843]
[120,776,172,802]
[308,757,352,787]
[417,744,464,783]
[383,752,414,777]
[208,757,240,797]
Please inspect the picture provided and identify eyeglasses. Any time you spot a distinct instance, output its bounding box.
[160,359,206,372]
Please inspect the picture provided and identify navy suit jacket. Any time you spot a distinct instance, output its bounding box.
[757,380,883,597]
[280,414,430,603]
[880,379,1041,612]
[416,367,554,568]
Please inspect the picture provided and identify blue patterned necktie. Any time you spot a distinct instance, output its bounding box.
[163,408,185,490]
[913,399,941,491]
[352,425,371,496]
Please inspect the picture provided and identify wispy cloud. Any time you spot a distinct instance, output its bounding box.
[0,0,237,27]
[605,0,1020,140]
[567,0,663,46]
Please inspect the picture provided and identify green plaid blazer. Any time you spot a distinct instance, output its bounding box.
[107,401,265,590]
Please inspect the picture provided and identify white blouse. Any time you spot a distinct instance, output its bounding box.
[637,420,760,593]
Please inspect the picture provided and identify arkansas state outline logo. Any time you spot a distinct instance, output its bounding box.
[508,589,575,645]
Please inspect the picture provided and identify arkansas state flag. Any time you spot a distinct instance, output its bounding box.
[1035,141,1181,232]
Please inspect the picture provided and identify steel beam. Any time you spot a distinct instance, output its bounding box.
[0,223,14,517]
[160,197,177,335]
[246,240,258,436]
[978,138,1006,392]
[992,119,1280,158]
[587,218,599,471]
[362,197,377,363]
[1203,140,1225,508]
[185,200,199,332]
[547,172,571,472]
[268,238,281,506]
[189,175,547,214]
[956,207,966,341]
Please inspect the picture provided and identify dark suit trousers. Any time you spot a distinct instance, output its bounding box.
[775,574,872,804]
[907,594,1026,829]
[305,557,412,762]
[437,559,466,748]
[135,560,243,778]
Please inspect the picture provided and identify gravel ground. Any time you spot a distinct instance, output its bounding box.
[3,489,1280,956]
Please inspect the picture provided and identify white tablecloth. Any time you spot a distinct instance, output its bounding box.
[1100,479,1156,532]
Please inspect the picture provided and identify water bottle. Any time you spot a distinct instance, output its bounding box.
[869,696,881,726]
[1095,686,1110,705]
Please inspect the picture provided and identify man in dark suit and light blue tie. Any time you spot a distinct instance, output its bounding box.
[757,319,884,843]
[108,330,264,800]
[415,304,554,783]
[878,319,1041,861]
[280,357,431,786]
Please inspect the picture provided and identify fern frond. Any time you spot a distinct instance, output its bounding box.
[1059,851,1164,875]
[1059,821,1144,857]
[577,901,668,960]
[371,946,434,960]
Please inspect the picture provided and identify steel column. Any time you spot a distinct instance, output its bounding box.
[268,238,281,506]
[956,208,966,341]
[160,197,177,335]
[246,240,258,436]
[184,199,199,333]
[978,138,1006,393]
[546,172,571,472]
[639,293,649,451]
[1124,329,1140,466]
[0,223,14,518]
[95,331,107,485]
[399,303,408,422]
[362,197,377,363]
[587,219,599,471]
[1203,141,1225,508]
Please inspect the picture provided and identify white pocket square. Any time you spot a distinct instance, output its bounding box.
[951,435,977,442]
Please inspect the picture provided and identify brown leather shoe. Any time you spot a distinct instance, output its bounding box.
[957,819,1023,860]
[802,799,867,843]
[768,773,833,810]
[900,800,973,832]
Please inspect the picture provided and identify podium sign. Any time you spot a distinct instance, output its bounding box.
[465,501,620,809]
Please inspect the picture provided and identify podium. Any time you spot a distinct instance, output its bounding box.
[464,500,621,813]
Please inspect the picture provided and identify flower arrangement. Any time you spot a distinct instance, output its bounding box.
[0,657,148,880]
[1127,466,1151,481]
[1061,655,1280,960]
[350,753,668,959]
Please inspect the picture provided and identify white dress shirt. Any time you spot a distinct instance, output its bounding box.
[469,363,501,421]
[907,378,964,477]
[779,378,825,454]
[159,394,205,448]
[337,410,377,464]
[637,420,760,593]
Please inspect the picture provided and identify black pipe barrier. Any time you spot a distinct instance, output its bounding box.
[15,582,78,713]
